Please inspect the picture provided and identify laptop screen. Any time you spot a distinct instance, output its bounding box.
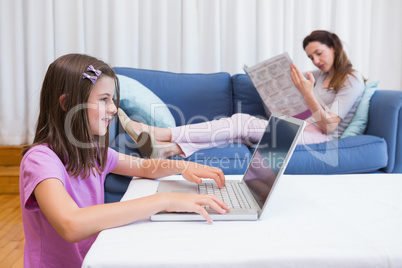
[243,115,302,209]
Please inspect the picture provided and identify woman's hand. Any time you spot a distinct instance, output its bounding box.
[290,64,315,99]
[290,64,341,134]
[160,192,231,223]
[180,162,226,188]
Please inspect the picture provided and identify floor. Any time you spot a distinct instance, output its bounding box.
[0,145,24,266]
[0,194,24,267]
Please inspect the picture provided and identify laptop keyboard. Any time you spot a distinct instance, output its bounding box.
[198,182,251,209]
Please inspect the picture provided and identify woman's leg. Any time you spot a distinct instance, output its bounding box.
[297,121,330,145]
[127,121,171,142]
[127,113,330,158]
[169,116,329,157]
[128,113,267,158]
[170,113,268,157]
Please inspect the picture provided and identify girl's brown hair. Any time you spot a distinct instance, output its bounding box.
[303,30,355,92]
[23,54,120,179]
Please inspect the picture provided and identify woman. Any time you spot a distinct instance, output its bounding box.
[119,30,365,158]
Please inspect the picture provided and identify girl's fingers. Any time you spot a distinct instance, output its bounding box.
[168,193,230,223]
[192,196,228,223]
[206,194,231,211]
[207,170,225,189]
[191,174,202,184]
[214,168,225,187]
[193,205,213,223]
[186,165,226,188]
[198,194,230,212]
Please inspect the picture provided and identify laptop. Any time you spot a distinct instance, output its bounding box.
[151,112,305,221]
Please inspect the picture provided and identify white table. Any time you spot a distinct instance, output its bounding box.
[83,174,402,267]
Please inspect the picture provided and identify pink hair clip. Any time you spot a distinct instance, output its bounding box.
[82,65,102,84]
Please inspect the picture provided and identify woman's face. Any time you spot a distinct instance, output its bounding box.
[87,76,117,136]
[304,41,335,74]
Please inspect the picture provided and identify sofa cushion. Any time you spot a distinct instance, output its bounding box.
[231,74,267,118]
[117,74,176,128]
[341,81,378,138]
[171,143,251,175]
[104,174,133,203]
[114,67,233,126]
[286,135,388,174]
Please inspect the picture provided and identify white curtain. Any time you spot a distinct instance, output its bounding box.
[1,0,401,145]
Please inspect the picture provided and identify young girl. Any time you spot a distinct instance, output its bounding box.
[20,54,230,267]
[119,30,365,158]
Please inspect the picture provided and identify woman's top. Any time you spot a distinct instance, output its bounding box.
[20,145,119,268]
[311,70,365,139]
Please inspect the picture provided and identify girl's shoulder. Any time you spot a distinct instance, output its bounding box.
[22,144,63,168]
[23,144,57,158]
[20,144,68,209]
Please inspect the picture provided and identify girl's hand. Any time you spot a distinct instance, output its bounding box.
[290,64,315,98]
[161,192,231,223]
[180,162,226,188]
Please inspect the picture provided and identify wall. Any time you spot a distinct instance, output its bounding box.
[0,0,401,145]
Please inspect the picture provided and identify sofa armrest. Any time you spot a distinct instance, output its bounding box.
[365,90,402,173]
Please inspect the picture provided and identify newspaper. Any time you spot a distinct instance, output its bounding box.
[243,52,310,119]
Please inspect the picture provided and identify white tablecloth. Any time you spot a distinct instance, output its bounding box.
[83,174,402,267]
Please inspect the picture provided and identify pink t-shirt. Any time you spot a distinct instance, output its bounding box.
[19,145,119,267]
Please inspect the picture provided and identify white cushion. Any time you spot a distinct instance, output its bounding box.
[117,74,176,128]
[341,81,379,138]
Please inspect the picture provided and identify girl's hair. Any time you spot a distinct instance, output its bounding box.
[23,54,120,179]
[303,30,355,92]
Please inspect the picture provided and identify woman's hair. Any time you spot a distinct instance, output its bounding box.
[23,54,120,179]
[303,30,355,92]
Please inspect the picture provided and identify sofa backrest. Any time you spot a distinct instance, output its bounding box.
[231,74,267,119]
[114,67,233,126]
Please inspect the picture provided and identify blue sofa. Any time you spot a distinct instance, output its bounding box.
[105,67,402,203]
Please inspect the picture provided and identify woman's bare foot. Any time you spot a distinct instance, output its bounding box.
[128,121,172,142]
[118,108,179,158]
[156,141,184,158]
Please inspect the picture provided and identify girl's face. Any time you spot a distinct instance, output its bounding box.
[87,76,117,136]
[304,41,335,74]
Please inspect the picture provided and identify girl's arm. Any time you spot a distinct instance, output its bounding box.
[111,152,226,188]
[34,178,229,243]
[290,64,341,134]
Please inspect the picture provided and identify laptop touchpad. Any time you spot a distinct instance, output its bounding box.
[157,181,198,194]
[174,189,193,193]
